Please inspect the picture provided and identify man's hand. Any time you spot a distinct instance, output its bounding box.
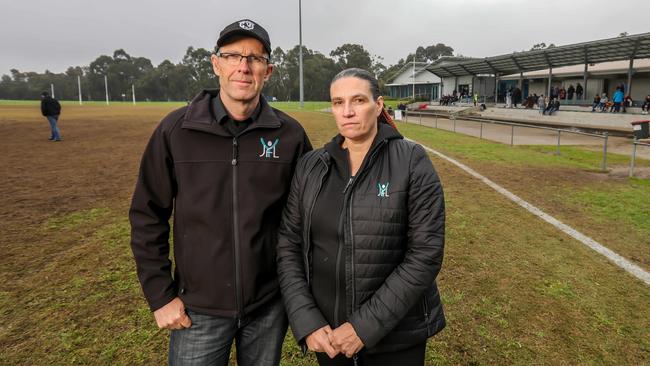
[305,325,338,359]
[153,297,192,330]
[328,322,364,358]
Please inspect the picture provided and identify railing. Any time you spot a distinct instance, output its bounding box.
[629,139,650,177]
[403,110,610,171]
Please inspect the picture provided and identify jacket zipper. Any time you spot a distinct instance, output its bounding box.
[232,137,242,326]
[304,156,329,286]
[334,177,354,326]
[342,140,387,314]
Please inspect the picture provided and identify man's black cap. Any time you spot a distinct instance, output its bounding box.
[217,19,271,55]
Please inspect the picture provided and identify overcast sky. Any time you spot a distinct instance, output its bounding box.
[2,0,649,76]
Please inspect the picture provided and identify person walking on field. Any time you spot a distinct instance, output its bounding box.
[129,19,312,366]
[40,91,62,141]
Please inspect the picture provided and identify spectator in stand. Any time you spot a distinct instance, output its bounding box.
[559,87,566,100]
[544,98,560,115]
[473,92,478,107]
[567,84,575,100]
[591,94,601,112]
[538,94,546,114]
[505,88,512,108]
[597,93,608,112]
[622,94,632,113]
[611,87,624,113]
[513,87,522,108]
[576,83,583,100]
[642,95,650,115]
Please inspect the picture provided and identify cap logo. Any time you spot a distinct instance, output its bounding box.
[239,21,255,30]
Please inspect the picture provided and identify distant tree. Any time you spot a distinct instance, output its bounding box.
[330,44,373,71]
[182,46,216,96]
[619,31,629,37]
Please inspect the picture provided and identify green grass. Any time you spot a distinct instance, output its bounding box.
[568,178,650,236]
[396,120,650,170]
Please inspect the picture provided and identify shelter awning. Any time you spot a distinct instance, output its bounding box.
[426,33,650,78]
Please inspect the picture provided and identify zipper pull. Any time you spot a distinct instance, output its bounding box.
[353,354,359,366]
[232,138,238,166]
[342,177,354,194]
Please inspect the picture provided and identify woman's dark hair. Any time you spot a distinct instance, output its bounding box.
[331,68,396,129]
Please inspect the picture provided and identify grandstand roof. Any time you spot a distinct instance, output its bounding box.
[426,33,650,78]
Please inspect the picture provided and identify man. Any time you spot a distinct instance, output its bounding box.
[40,91,62,141]
[129,19,312,365]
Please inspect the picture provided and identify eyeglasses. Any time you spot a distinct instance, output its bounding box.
[216,52,269,68]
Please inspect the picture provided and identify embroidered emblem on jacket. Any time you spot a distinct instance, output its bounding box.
[377,182,390,197]
[259,138,279,158]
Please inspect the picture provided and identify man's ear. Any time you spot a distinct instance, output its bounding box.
[211,54,222,77]
[263,63,274,82]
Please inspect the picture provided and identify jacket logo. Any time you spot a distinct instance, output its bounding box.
[259,138,279,158]
[239,21,255,30]
[377,182,390,197]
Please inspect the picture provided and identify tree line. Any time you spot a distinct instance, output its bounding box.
[0,43,453,102]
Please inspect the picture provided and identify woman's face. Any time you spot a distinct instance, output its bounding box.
[330,76,383,143]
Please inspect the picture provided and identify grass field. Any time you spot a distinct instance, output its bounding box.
[0,102,648,365]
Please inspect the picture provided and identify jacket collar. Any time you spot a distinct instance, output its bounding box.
[324,122,403,158]
[323,122,403,172]
[182,89,282,136]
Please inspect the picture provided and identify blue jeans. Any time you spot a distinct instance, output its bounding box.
[46,115,61,140]
[169,297,288,366]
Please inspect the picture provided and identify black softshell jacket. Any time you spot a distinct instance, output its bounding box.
[277,123,445,354]
[130,89,312,317]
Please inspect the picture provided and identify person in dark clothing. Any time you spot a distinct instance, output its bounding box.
[642,95,650,115]
[576,83,583,100]
[567,84,575,100]
[591,94,601,112]
[513,87,522,108]
[40,91,62,141]
[277,68,445,366]
[129,19,312,366]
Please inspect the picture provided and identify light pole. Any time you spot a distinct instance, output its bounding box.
[104,74,110,105]
[77,75,83,105]
[298,0,304,108]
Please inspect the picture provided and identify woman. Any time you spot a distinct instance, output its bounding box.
[277,68,445,366]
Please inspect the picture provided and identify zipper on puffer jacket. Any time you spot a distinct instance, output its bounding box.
[304,155,329,287]
[334,177,353,326]
[342,140,386,313]
[232,137,243,324]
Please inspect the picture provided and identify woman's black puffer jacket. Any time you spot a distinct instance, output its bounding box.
[277,123,445,354]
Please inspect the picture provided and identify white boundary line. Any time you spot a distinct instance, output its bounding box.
[410,138,650,286]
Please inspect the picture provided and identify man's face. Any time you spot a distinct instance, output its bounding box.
[211,37,273,105]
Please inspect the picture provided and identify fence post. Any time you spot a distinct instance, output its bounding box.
[629,139,637,177]
[435,115,438,129]
[601,132,608,171]
[556,130,561,155]
[453,118,456,132]
[405,110,408,123]
[510,125,514,146]
[419,112,422,125]
[480,122,483,139]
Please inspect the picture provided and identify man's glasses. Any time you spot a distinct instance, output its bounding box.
[216,52,269,68]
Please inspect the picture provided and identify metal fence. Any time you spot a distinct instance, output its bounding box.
[402,110,610,171]
[630,139,650,177]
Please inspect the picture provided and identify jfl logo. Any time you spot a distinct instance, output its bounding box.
[377,182,390,197]
[259,138,280,158]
